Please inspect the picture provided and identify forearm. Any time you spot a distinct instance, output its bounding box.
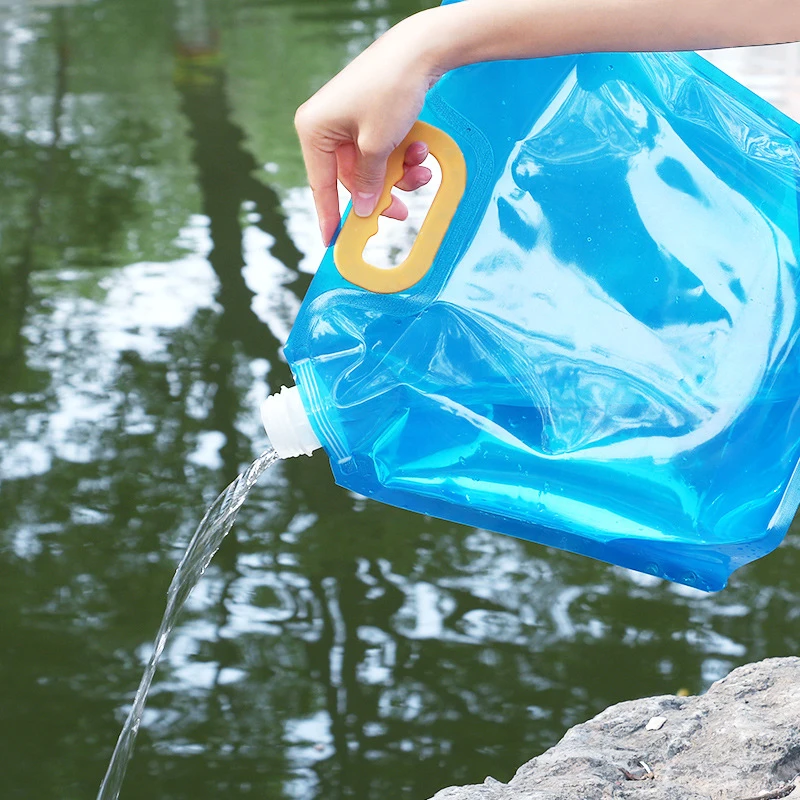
[295,0,799,240]
[401,0,800,77]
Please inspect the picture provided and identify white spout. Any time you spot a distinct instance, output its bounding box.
[261,385,322,459]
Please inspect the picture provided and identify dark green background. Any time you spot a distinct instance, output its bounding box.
[0,2,797,798]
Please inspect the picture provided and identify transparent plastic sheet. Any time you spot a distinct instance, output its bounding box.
[285,46,800,591]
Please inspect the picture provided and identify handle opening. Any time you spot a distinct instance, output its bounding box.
[333,121,466,294]
[362,153,443,271]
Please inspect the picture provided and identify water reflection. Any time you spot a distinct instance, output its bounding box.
[0,2,798,799]
[0,7,66,376]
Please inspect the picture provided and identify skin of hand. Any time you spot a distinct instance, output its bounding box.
[295,0,800,246]
[294,16,444,246]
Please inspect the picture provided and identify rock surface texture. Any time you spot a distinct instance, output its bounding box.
[430,657,800,800]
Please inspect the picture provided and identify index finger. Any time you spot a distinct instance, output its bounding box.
[298,139,341,246]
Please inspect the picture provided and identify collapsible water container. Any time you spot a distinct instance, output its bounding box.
[263,13,800,591]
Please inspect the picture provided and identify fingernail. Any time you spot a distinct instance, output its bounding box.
[353,192,377,217]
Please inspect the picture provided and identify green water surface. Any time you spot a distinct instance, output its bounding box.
[0,2,798,798]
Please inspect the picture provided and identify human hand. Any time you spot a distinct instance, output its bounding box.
[294,11,445,245]
[295,0,800,245]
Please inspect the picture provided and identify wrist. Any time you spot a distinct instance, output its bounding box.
[391,5,472,84]
[395,2,530,78]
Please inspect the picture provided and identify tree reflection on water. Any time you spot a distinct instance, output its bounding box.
[0,3,797,800]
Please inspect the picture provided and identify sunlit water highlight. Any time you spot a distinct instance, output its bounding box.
[96,448,280,800]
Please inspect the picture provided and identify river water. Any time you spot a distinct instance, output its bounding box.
[0,3,798,799]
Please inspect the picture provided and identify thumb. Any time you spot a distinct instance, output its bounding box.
[352,137,390,217]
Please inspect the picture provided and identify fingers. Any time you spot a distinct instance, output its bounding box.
[343,164,429,220]
[295,109,341,246]
[404,140,429,168]
[351,135,392,217]
[381,194,409,221]
[307,135,431,244]
[341,139,431,202]
[349,137,430,218]
[395,164,432,193]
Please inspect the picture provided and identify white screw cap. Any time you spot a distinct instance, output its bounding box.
[261,385,322,459]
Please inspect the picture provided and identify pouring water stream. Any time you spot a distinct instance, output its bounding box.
[96,447,280,800]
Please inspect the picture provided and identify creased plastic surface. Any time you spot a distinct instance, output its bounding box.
[285,48,800,592]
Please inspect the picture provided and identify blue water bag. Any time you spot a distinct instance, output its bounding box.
[264,41,800,592]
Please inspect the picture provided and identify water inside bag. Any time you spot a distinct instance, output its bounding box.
[281,42,800,591]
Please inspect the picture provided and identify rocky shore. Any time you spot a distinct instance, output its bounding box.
[430,657,800,800]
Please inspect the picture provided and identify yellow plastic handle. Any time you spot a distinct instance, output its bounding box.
[333,120,467,294]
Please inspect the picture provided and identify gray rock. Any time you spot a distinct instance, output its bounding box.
[429,657,800,800]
